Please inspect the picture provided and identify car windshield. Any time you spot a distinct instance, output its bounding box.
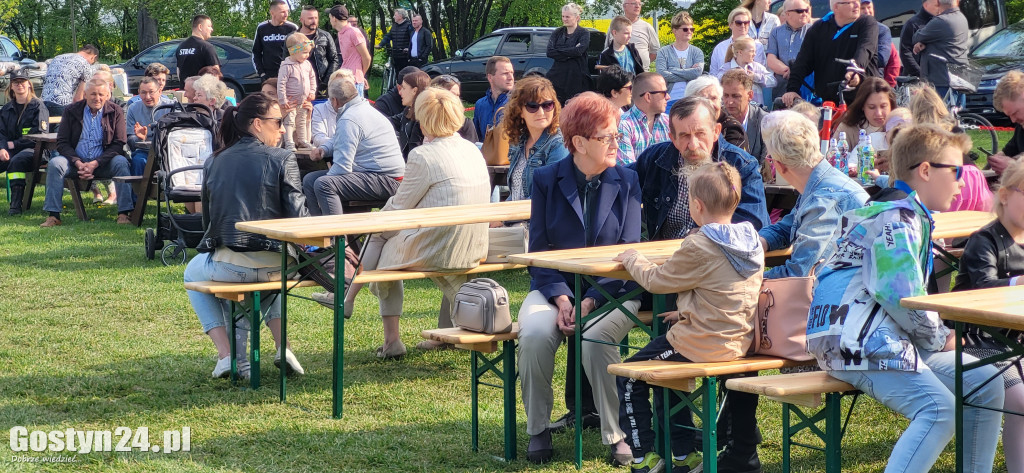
[973,24,1024,57]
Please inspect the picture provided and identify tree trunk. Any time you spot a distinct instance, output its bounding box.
[137,5,159,51]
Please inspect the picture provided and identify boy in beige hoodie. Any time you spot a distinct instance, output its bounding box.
[612,162,764,473]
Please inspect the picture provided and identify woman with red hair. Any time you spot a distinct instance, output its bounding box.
[517,92,642,466]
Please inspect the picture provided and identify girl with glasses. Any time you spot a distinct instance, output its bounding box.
[656,11,705,102]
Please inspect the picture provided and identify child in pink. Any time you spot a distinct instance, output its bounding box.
[277,33,316,150]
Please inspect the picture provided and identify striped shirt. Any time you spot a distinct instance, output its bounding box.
[75,106,104,161]
[616,105,670,166]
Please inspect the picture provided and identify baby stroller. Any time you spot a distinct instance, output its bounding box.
[144,103,217,265]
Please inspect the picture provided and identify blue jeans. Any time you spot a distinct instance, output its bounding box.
[43,155,134,214]
[829,350,1004,473]
[129,149,149,204]
[183,252,282,333]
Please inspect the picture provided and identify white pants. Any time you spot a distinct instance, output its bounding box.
[517,289,638,444]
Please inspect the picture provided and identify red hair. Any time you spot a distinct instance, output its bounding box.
[561,92,621,154]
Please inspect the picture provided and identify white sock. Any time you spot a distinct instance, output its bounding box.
[633,457,646,464]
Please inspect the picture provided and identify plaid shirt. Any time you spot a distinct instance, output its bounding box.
[616,105,670,166]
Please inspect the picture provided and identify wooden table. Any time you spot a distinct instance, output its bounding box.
[507,240,792,469]
[236,200,532,419]
[931,210,994,240]
[22,133,58,211]
[902,286,1024,473]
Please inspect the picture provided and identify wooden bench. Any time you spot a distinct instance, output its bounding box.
[608,356,816,473]
[726,371,859,473]
[420,325,520,462]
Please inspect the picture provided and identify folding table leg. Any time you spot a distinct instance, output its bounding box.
[471,350,480,454]
[501,339,517,462]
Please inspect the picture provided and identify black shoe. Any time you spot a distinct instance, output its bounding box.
[526,429,553,464]
[548,411,601,433]
[8,184,24,216]
[715,448,761,473]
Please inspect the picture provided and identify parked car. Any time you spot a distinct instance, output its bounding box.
[770,0,1005,51]
[114,36,262,100]
[0,35,44,106]
[421,27,606,103]
[964,21,1024,121]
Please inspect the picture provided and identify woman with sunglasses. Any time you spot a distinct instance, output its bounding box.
[656,11,705,102]
[184,92,308,381]
[503,76,570,201]
[710,7,766,78]
[546,3,593,105]
[518,92,641,465]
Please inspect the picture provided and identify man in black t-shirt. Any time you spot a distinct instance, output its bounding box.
[252,0,299,81]
[176,15,220,80]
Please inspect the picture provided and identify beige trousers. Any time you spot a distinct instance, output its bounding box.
[363,233,465,326]
[517,289,638,444]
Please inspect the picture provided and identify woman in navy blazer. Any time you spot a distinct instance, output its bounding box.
[518,92,642,465]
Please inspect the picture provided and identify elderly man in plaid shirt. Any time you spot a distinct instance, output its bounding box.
[616,72,670,165]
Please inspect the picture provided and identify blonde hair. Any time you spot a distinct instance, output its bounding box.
[329,68,355,83]
[688,162,742,216]
[888,124,972,184]
[885,107,912,131]
[725,36,756,63]
[728,7,752,25]
[761,110,821,169]
[671,11,693,29]
[790,101,820,125]
[562,2,583,17]
[610,15,631,33]
[910,86,955,131]
[995,158,1024,218]
[414,87,464,138]
[994,70,1024,113]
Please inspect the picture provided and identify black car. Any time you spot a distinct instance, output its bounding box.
[0,35,44,106]
[421,27,605,104]
[965,21,1024,121]
[114,36,261,99]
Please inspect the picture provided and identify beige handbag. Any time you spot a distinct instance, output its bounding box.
[483,225,528,263]
[480,107,510,166]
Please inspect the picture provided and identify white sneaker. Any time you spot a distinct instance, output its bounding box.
[212,356,232,378]
[274,348,305,376]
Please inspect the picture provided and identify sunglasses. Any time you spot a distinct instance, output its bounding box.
[907,162,964,180]
[588,132,623,146]
[787,8,810,14]
[645,90,669,97]
[675,26,694,32]
[525,100,556,113]
[258,116,283,127]
[733,20,750,26]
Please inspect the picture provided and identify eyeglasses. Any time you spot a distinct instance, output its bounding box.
[907,162,964,180]
[675,26,694,32]
[588,132,623,146]
[787,8,810,14]
[645,90,669,98]
[622,85,633,91]
[733,20,751,26]
[524,100,556,113]
[258,116,283,127]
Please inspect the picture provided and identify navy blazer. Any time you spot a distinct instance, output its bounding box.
[630,137,769,240]
[528,157,642,306]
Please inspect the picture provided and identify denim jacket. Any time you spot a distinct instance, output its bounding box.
[508,129,569,199]
[759,160,868,279]
[807,184,948,372]
[630,137,769,239]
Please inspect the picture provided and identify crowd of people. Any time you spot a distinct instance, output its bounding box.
[4,0,1024,472]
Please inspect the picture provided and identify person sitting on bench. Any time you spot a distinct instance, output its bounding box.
[613,162,764,473]
[41,78,131,227]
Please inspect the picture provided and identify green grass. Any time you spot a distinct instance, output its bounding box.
[0,181,1011,472]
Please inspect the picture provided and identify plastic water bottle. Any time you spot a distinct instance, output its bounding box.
[858,130,876,184]
[825,138,839,168]
[836,132,850,175]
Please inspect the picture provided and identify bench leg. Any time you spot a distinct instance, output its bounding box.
[66,179,88,221]
[701,376,719,473]
[468,340,517,461]
[251,292,262,390]
[824,392,842,473]
[782,404,791,473]
[783,392,856,473]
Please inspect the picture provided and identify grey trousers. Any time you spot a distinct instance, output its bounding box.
[43,155,134,214]
[303,169,400,216]
[361,232,465,326]
[518,289,638,444]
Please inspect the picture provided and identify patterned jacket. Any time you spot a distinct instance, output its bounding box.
[806,183,949,372]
